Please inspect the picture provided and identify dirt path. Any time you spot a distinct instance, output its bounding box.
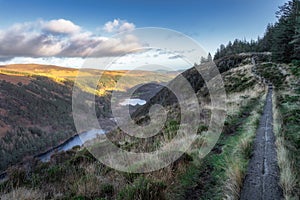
[240,85,283,200]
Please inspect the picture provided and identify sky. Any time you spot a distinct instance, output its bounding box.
[0,0,288,70]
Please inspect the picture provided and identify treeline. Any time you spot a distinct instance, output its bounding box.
[214,0,300,63]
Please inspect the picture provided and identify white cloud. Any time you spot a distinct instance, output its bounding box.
[103,19,119,33]
[42,19,81,34]
[103,19,135,33]
[0,19,191,70]
[119,22,135,32]
[0,19,142,59]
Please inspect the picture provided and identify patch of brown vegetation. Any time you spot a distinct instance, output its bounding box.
[0,126,9,138]
[0,74,31,85]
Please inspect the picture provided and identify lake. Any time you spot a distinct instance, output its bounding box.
[119,98,146,106]
[38,129,105,162]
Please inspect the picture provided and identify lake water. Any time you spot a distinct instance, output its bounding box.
[119,98,146,106]
[38,98,147,162]
[38,129,105,162]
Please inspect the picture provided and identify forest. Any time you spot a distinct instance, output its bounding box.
[214,0,300,63]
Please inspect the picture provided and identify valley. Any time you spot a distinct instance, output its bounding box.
[0,64,175,172]
[0,0,299,199]
[0,52,291,199]
[0,53,299,200]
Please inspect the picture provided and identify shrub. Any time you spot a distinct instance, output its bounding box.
[7,167,28,186]
[117,177,166,200]
[100,183,114,196]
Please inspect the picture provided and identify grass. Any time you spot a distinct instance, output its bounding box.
[223,96,263,199]
[117,177,166,200]
[1,148,117,199]
[0,63,269,199]
[0,187,45,200]
[167,87,265,200]
[254,61,300,199]
[223,161,244,200]
[272,63,300,199]
[273,92,297,199]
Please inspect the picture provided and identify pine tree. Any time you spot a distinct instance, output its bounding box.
[207,53,213,62]
[272,0,298,62]
[257,23,275,52]
[213,0,300,63]
[291,0,300,59]
[200,56,207,64]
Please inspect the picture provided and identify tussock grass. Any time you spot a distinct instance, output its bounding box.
[223,94,264,200]
[167,65,266,200]
[168,91,265,199]
[223,162,244,200]
[273,92,297,199]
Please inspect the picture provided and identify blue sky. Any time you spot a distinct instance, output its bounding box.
[0,0,288,69]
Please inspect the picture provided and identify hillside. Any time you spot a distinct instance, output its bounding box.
[0,54,274,199]
[0,54,298,200]
[0,64,176,95]
[0,0,300,199]
[133,53,270,118]
[0,64,175,171]
[0,1,299,199]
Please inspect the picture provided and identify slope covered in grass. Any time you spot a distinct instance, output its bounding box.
[0,60,267,199]
[271,62,300,199]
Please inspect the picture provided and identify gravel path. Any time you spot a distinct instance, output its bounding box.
[240,85,283,200]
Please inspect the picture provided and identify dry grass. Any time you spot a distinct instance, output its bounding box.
[190,64,266,199]
[74,175,103,197]
[225,84,264,116]
[237,137,253,159]
[273,92,297,199]
[223,161,244,200]
[276,139,297,197]
[223,94,265,200]
[224,64,265,116]
[0,187,45,200]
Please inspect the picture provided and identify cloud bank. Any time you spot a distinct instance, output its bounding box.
[0,18,140,60]
[0,19,193,69]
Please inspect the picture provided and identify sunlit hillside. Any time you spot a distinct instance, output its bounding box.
[0,64,177,95]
